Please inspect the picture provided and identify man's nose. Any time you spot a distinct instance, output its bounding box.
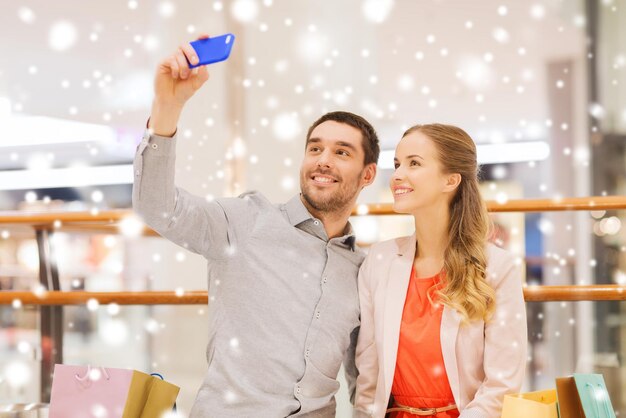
[316,150,332,168]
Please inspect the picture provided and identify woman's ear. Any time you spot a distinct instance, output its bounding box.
[443,173,462,193]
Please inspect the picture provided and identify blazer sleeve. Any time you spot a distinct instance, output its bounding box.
[353,252,379,417]
[132,131,237,258]
[460,252,528,418]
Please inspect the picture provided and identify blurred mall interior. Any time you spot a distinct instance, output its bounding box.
[1,0,626,416]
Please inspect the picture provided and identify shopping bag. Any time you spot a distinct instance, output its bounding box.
[49,364,179,418]
[556,373,616,418]
[501,389,559,418]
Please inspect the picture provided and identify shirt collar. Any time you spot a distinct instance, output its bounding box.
[284,194,357,251]
[341,225,357,251]
[284,194,314,227]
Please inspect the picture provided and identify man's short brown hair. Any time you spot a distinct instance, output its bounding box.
[306,111,380,166]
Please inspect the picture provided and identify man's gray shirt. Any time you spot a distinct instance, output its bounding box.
[133,131,364,417]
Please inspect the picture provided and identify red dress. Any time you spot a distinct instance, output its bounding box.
[389,267,459,418]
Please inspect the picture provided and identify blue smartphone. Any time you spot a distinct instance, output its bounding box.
[189,34,235,68]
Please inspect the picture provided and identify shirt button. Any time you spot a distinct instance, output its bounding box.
[315,311,320,319]
[296,386,301,394]
[151,143,158,149]
[313,220,320,226]
[305,349,310,357]
[322,276,328,283]
[135,170,140,176]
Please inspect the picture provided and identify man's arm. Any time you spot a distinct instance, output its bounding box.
[149,34,209,137]
[343,325,360,404]
[133,35,231,257]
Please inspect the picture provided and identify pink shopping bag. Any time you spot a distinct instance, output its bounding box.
[49,364,179,418]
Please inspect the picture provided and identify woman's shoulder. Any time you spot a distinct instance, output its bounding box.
[485,242,517,263]
[485,242,521,283]
[367,234,414,258]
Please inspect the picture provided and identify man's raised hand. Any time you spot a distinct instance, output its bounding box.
[149,34,211,136]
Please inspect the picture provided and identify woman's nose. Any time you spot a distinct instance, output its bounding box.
[392,167,404,181]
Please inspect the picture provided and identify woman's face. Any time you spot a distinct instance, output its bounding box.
[390,130,457,214]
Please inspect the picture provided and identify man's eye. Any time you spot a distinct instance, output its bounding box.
[337,150,349,156]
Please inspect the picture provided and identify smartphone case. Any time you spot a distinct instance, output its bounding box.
[189,34,235,68]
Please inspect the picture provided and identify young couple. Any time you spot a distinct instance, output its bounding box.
[133,36,527,418]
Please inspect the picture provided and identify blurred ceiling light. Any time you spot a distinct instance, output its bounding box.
[492,27,510,44]
[26,153,53,171]
[107,71,153,110]
[49,20,78,51]
[118,214,144,238]
[273,112,301,142]
[232,137,247,158]
[143,35,160,51]
[231,0,259,22]
[351,216,379,243]
[0,96,11,120]
[362,0,394,24]
[613,270,626,285]
[530,4,546,20]
[0,164,133,191]
[574,146,590,164]
[457,56,494,91]
[17,241,40,272]
[600,217,621,235]
[4,361,32,388]
[476,141,551,164]
[378,141,550,169]
[99,319,129,346]
[297,31,328,63]
[397,74,415,92]
[588,103,606,119]
[0,114,117,147]
[158,1,176,17]
[17,7,36,24]
[492,165,508,179]
[281,175,295,191]
[525,122,545,139]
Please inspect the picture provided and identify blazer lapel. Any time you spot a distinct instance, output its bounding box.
[382,234,416,395]
[440,306,462,405]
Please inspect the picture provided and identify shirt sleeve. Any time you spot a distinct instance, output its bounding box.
[460,252,528,418]
[343,325,360,405]
[132,130,244,259]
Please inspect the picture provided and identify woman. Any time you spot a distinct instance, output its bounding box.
[354,124,527,418]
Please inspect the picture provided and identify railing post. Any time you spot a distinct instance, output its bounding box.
[36,229,63,403]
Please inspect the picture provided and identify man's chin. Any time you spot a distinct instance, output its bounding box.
[302,190,339,212]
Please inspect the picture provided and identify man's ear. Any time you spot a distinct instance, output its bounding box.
[443,173,461,193]
[361,163,377,187]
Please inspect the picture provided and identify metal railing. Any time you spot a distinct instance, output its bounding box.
[0,195,625,401]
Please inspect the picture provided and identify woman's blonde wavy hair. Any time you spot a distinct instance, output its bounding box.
[402,124,495,323]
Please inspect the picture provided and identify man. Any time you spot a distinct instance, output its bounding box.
[133,35,379,417]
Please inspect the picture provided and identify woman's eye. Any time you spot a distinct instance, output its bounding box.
[394,163,400,169]
[410,160,420,166]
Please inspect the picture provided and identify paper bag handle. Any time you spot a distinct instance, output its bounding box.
[75,365,111,382]
[151,373,177,412]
